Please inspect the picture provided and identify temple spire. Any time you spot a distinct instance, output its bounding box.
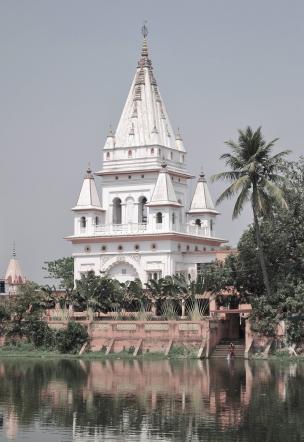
[106,25,179,150]
[5,243,26,290]
[140,22,149,58]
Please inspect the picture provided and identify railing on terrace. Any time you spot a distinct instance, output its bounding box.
[44,310,156,322]
[89,223,211,237]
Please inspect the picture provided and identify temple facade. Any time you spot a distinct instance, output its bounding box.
[67,28,227,283]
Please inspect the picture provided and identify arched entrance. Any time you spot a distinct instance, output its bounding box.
[107,261,139,283]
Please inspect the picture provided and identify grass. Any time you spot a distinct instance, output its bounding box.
[0,342,197,360]
[169,344,198,359]
[2,343,302,361]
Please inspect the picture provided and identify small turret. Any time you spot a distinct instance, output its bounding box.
[146,163,182,231]
[147,163,181,207]
[72,167,105,236]
[188,172,218,214]
[188,171,219,237]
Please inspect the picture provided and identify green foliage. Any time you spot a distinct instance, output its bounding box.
[187,300,208,321]
[0,302,10,321]
[43,257,74,292]
[169,344,197,358]
[135,302,153,321]
[145,274,196,302]
[6,282,47,339]
[73,271,123,313]
[196,257,237,294]
[23,319,56,348]
[0,302,10,334]
[212,126,290,297]
[286,319,304,345]
[160,300,179,320]
[120,279,144,310]
[55,321,88,354]
[212,126,289,219]
[206,159,304,339]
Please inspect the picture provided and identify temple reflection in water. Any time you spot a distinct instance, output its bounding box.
[0,359,303,441]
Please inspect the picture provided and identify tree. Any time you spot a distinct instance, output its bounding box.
[73,272,123,314]
[6,282,53,344]
[204,158,304,339]
[212,126,289,296]
[120,279,144,310]
[43,257,74,291]
[55,321,88,354]
[43,257,74,309]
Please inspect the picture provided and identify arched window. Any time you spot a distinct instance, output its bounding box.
[138,196,147,223]
[95,216,100,226]
[113,198,122,224]
[106,152,110,159]
[156,212,163,224]
[210,219,214,232]
[172,212,175,225]
[195,219,201,227]
[151,148,154,155]
[170,151,173,160]
[80,216,86,228]
[128,150,132,157]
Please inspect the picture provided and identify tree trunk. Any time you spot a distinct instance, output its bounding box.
[252,206,271,297]
[181,299,186,318]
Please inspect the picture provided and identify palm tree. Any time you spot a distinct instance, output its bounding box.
[212,126,290,297]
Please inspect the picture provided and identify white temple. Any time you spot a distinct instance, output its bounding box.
[67,27,227,283]
[1,245,26,295]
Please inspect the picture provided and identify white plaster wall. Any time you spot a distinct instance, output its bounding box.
[73,237,220,283]
[102,145,187,173]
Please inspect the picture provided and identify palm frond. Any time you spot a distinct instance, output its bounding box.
[232,185,251,219]
[211,171,243,183]
[263,179,288,209]
[215,176,251,206]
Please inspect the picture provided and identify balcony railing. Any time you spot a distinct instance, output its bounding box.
[81,223,213,238]
[95,223,148,235]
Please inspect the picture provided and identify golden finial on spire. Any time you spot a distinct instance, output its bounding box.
[140,21,149,60]
[142,21,148,38]
[86,162,93,178]
[199,165,206,181]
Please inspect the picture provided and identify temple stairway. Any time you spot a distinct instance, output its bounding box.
[211,339,245,358]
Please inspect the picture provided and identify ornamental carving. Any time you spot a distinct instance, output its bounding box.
[129,254,141,263]
[101,256,113,266]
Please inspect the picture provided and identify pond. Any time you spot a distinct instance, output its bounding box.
[0,357,303,441]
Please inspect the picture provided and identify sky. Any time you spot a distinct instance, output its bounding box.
[1,0,304,283]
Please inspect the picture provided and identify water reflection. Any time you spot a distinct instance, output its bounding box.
[0,357,303,441]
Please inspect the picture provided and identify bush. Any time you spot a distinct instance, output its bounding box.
[23,319,56,348]
[55,321,88,354]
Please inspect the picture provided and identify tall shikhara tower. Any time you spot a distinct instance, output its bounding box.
[67,27,226,283]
